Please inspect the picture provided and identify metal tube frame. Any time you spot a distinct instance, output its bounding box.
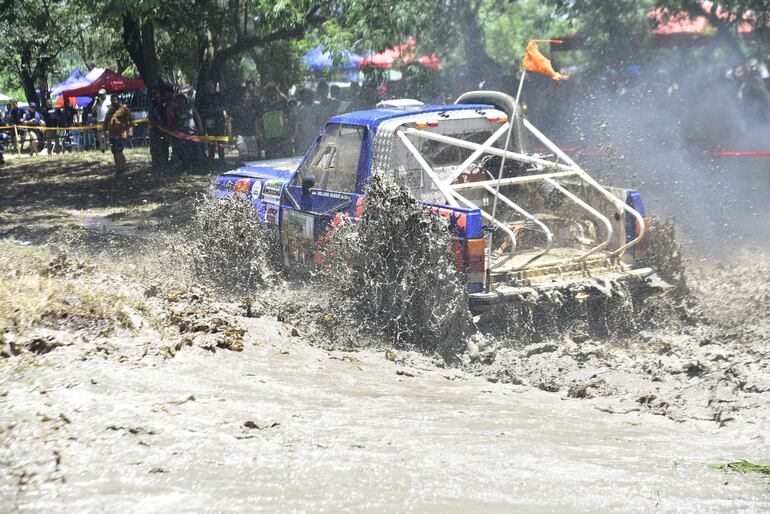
[446,122,511,184]
[522,118,646,256]
[481,184,553,270]
[390,111,647,274]
[400,127,578,174]
[396,131,460,207]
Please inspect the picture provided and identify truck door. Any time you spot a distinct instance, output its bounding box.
[281,123,368,266]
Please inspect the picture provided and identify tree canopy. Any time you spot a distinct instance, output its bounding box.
[0,0,768,102]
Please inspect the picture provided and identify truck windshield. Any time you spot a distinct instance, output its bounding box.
[297,124,364,193]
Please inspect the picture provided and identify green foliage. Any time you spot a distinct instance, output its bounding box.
[0,0,81,102]
[483,0,576,67]
[709,460,770,476]
[0,69,23,99]
[546,0,658,68]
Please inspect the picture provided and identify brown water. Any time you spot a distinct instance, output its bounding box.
[1,153,768,512]
[3,315,768,512]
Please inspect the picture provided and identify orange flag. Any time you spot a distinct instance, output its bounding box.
[522,39,565,80]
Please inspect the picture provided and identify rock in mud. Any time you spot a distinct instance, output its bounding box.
[3,329,71,357]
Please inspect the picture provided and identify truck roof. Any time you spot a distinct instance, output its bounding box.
[329,103,495,131]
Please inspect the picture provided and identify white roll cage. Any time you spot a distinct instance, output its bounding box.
[377,91,646,273]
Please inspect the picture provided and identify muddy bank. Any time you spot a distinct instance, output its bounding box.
[464,250,770,426]
[2,152,769,509]
[2,246,769,511]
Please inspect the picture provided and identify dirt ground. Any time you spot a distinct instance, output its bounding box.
[1,149,769,511]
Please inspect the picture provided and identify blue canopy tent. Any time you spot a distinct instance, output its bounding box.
[50,68,92,107]
[303,45,363,70]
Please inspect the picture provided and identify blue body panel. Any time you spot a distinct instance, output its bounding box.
[222,156,301,181]
[625,190,647,243]
[329,103,494,131]
[214,104,495,287]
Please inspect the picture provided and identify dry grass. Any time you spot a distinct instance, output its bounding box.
[0,241,133,336]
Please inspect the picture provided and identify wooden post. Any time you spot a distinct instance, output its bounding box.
[13,125,20,154]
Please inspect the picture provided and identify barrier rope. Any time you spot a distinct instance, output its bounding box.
[1,119,231,145]
[712,151,770,157]
[0,119,149,131]
[156,125,231,143]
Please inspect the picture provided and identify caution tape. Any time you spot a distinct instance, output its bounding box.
[0,119,149,131]
[156,125,231,143]
[1,118,231,145]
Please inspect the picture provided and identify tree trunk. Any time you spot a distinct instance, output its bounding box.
[122,13,162,90]
[708,16,746,65]
[36,61,50,105]
[122,12,167,167]
[19,47,39,105]
[457,0,498,89]
[196,28,221,99]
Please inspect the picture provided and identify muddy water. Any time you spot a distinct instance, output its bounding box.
[2,154,768,511]
[3,315,768,512]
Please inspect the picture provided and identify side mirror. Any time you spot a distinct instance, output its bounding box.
[301,176,315,195]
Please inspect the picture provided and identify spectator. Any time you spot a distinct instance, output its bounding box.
[231,88,259,160]
[62,102,76,127]
[295,88,323,152]
[196,80,227,161]
[8,100,22,150]
[96,88,111,152]
[42,98,62,154]
[104,96,134,174]
[21,103,43,154]
[347,82,361,110]
[257,83,294,159]
[0,103,7,163]
[329,84,344,114]
[316,81,340,120]
[351,82,378,111]
[737,64,770,124]
[167,93,204,166]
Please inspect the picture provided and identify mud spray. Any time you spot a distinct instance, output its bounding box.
[1,162,768,510]
[168,173,767,426]
[188,194,279,295]
[318,173,471,357]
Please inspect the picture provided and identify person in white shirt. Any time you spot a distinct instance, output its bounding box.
[96,89,111,152]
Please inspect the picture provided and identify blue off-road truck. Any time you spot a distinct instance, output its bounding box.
[214,91,653,308]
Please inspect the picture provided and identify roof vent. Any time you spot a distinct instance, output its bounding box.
[376,99,424,109]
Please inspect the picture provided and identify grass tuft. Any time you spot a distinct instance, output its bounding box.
[709,460,770,476]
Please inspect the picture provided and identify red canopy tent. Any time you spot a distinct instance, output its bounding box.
[556,1,761,50]
[62,69,145,98]
[359,38,441,70]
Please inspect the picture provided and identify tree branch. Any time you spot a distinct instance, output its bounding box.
[216,5,327,62]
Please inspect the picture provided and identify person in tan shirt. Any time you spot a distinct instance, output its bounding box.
[103,95,134,173]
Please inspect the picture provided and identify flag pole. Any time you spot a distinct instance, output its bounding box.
[490,68,526,224]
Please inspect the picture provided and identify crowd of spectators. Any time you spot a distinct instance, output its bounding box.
[145,79,380,167]
[0,98,78,159]
[3,57,769,168]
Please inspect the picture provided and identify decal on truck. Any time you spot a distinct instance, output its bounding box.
[250,180,263,199]
[262,180,283,203]
[233,178,251,195]
[281,210,314,266]
[265,205,280,225]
